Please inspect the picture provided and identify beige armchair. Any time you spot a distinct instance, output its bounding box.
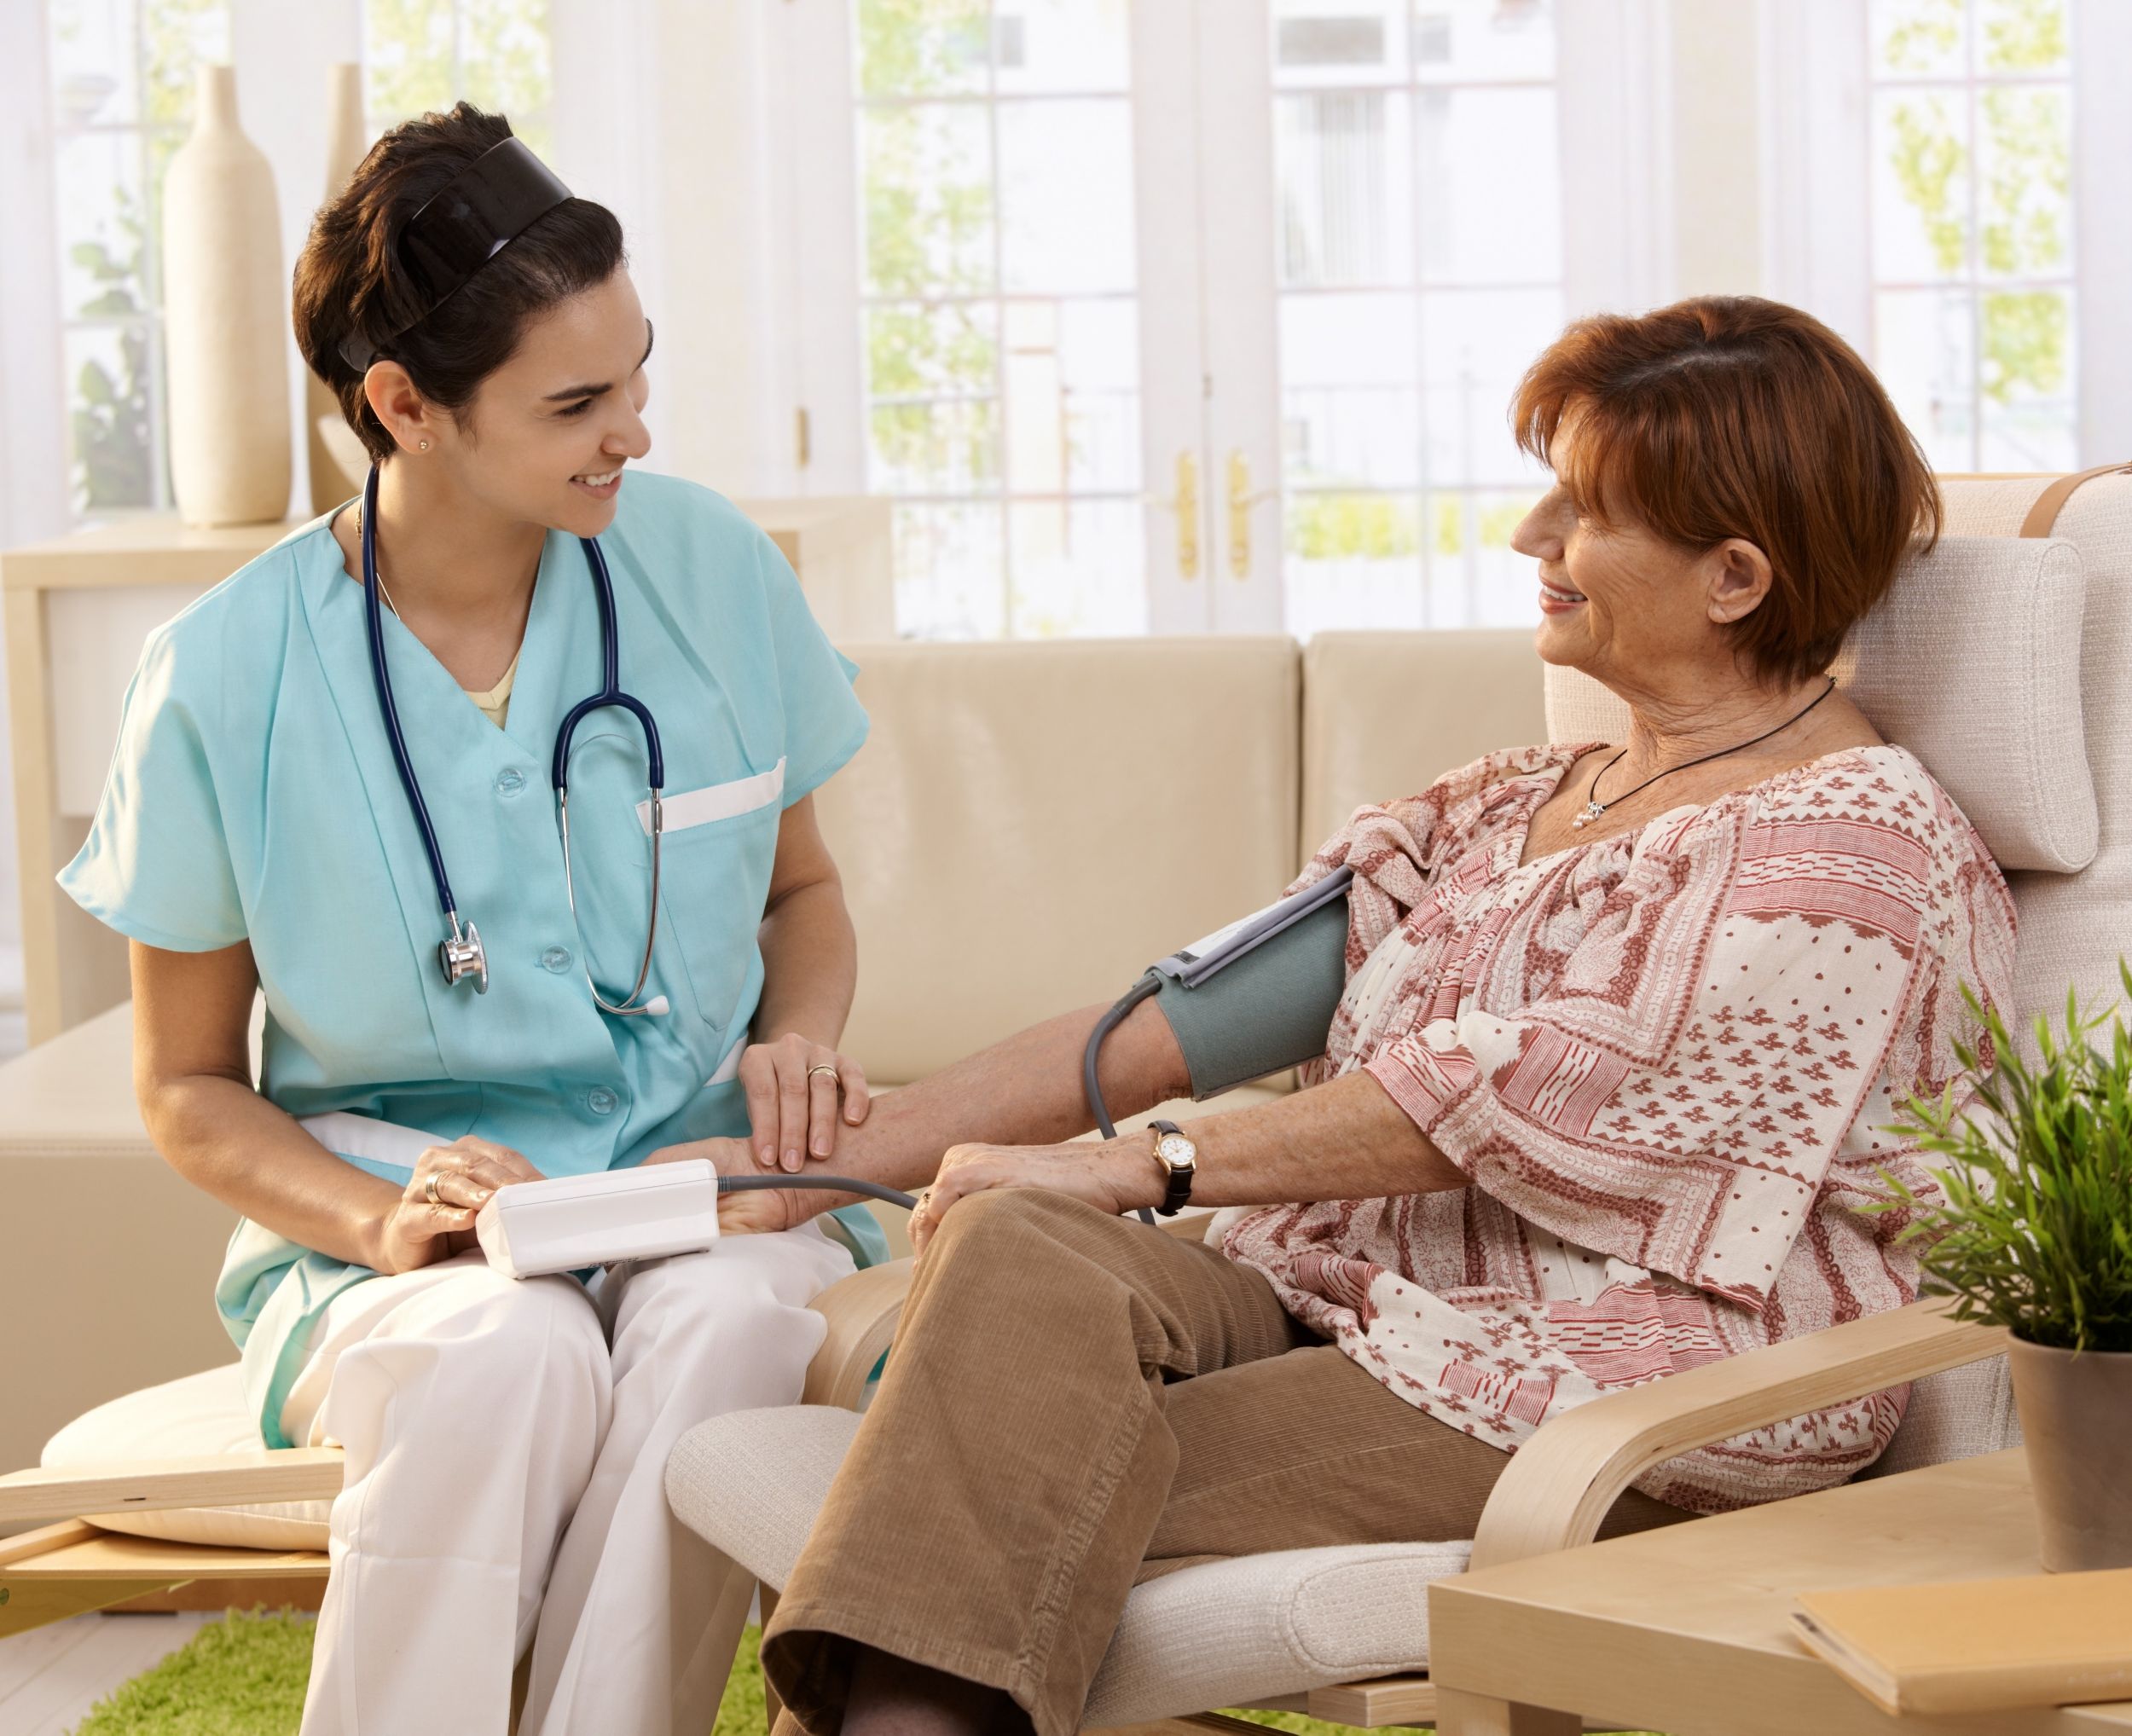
[661,467,2130,1736]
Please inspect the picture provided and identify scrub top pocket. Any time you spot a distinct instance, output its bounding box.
[652,767,785,1035]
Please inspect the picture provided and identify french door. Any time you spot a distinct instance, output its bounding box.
[779,0,1599,639]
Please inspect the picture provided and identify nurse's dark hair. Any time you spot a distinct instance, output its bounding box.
[293,103,625,465]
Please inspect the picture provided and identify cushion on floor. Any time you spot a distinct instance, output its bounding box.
[665,1405,1462,1724]
[42,1363,332,1550]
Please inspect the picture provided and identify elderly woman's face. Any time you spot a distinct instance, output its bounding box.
[1510,426,1774,689]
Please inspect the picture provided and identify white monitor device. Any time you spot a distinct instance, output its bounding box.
[474,1160,721,1279]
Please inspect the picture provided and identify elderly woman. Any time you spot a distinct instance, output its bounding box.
[679,297,2016,1736]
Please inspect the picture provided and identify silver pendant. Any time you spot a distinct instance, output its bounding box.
[1571,800,1604,830]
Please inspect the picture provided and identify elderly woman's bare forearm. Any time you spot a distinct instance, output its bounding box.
[1166,1068,1467,1208]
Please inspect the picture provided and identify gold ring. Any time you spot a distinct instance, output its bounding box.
[425,1171,445,1207]
[807,1064,840,1085]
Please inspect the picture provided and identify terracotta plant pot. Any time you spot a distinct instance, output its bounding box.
[2006,1335,2132,1571]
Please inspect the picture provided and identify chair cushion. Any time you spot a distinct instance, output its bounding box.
[41,1363,331,1551]
[1544,535,2097,874]
[665,1406,1463,1725]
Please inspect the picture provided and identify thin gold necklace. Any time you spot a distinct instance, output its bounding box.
[351,504,404,620]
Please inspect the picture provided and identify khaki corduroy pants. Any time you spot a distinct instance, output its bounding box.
[762,1190,1689,1736]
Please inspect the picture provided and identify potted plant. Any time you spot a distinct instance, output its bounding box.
[1879,963,2132,1573]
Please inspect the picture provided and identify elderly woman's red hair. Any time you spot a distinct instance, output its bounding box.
[1512,296,1941,686]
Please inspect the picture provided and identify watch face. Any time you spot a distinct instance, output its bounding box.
[1156,1133,1196,1171]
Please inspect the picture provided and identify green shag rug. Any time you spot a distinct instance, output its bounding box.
[70,1611,1658,1736]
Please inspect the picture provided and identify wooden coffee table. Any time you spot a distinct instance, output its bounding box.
[1428,1447,2132,1735]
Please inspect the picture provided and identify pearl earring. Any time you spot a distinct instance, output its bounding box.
[418,439,430,452]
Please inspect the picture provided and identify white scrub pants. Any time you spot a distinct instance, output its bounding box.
[279,1222,855,1736]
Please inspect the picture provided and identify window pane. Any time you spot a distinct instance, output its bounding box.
[855,0,989,99]
[1874,286,1975,469]
[1275,90,1413,288]
[1978,0,2069,74]
[869,397,999,494]
[1284,490,1424,638]
[49,0,142,128]
[862,103,995,298]
[1975,84,2071,281]
[993,0,1130,95]
[997,98,1135,294]
[1272,2,1407,90]
[1003,298,1140,493]
[894,501,1003,639]
[366,0,455,119]
[1419,286,1561,483]
[55,132,151,321]
[140,0,229,130]
[1008,500,1146,636]
[1438,489,1543,628]
[1411,0,1556,84]
[1417,86,1558,285]
[459,0,553,150]
[1280,292,1418,489]
[1871,0,1967,78]
[66,322,159,513]
[1872,87,1971,281]
[1978,287,2075,470]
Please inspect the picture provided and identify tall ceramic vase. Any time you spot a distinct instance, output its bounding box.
[307,62,369,514]
[163,64,292,526]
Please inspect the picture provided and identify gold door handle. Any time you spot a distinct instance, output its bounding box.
[1226,451,1277,579]
[1177,451,1200,579]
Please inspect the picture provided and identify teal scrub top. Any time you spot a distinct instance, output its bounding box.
[59,472,887,1446]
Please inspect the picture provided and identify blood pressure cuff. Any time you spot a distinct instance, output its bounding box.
[1144,894,1349,1100]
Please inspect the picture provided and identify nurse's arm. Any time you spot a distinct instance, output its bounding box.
[129,940,513,1274]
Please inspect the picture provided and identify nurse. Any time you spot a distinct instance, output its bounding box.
[58,104,884,1736]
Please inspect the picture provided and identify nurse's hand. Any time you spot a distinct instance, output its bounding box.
[374,1137,545,1275]
[739,1034,872,1173]
[646,1134,851,1235]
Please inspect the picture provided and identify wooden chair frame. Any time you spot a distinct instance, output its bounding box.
[0,1235,2004,1736]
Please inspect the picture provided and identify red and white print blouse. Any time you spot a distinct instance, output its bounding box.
[1223,742,2017,1514]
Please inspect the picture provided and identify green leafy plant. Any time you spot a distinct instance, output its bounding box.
[1874,963,2132,1354]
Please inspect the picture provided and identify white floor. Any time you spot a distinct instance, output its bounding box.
[0,1611,280,1735]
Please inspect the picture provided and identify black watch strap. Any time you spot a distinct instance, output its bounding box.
[1150,1118,1193,1216]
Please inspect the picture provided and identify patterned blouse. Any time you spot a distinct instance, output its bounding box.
[1223,742,2016,1513]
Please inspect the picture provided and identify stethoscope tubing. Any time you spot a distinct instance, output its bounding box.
[360,463,667,1010]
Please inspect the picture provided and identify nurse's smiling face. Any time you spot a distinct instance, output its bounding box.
[437,267,656,540]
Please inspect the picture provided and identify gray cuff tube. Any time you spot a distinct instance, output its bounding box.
[1146,894,1351,1100]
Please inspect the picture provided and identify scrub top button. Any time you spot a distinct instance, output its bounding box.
[587,1087,618,1116]
[541,945,572,973]
[495,767,527,797]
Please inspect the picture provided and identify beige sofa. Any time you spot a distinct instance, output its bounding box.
[0,628,1547,1478]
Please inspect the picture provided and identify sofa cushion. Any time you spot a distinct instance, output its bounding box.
[665,1405,1463,1723]
[817,639,1302,1085]
[41,1363,331,1551]
[1544,535,2096,875]
[1301,629,1547,860]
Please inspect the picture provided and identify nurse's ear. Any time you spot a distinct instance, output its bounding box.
[362,361,443,458]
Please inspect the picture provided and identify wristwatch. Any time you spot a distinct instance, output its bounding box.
[1148,1119,1197,1217]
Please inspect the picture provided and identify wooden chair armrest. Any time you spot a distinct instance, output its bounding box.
[1467,1295,2006,1571]
[0,1449,346,1528]
[804,1258,915,1409]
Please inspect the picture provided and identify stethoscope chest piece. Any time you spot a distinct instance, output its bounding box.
[440,916,489,994]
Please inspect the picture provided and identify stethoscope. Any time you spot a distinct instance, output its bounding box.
[359,462,668,1016]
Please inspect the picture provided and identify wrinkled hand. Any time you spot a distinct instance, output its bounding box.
[909,1138,1162,1260]
[740,1034,870,1172]
[374,1136,544,1276]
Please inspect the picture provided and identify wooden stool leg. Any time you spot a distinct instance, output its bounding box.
[759,1587,782,1732]
[1434,1687,1581,1736]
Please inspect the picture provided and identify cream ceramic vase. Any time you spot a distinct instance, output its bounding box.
[307,61,369,514]
[163,64,292,526]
